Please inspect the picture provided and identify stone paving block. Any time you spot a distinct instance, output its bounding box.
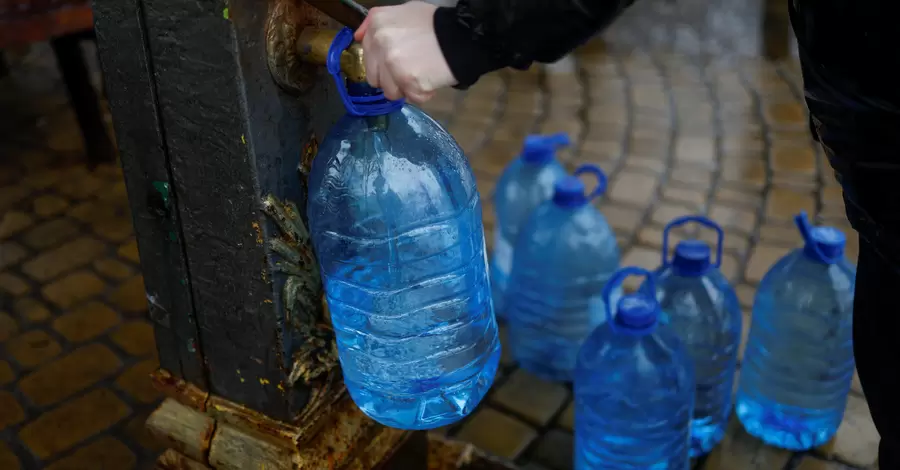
[42,270,106,309]
[625,155,667,174]
[602,204,645,235]
[21,218,80,250]
[766,187,816,222]
[670,167,714,188]
[497,324,515,367]
[0,185,31,212]
[758,224,800,246]
[622,247,660,273]
[816,395,879,468]
[7,329,62,368]
[13,298,52,323]
[53,301,120,343]
[110,320,157,357]
[0,391,26,430]
[796,457,852,470]
[491,369,569,426]
[0,211,34,239]
[651,201,700,226]
[93,258,134,280]
[0,272,30,296]
[714,187,763,209]
[531,429,574,470]
[115,359,161,404]
[22,237,107,282]
[66,201,118,224]
[0,312,19,342]
[18,388,131,460]
[56,173,107,199]
[0,241,28,270]
[609,171,658,207]
[735,284,755,310]
[0,361,14,385]
[764,102,806,126]
[110,276,148,315]
[118,239,141,264]
[0,442,20,470]
[92,218,134,243]
[557,400,575,432]
[674,137,717,168]
[19,343,122,407]
[32,195,69,218]
[701,416,792,469]
[721,159,765,188]
[772,145,816,175]
[662,186,707,206]
[455,407,537,460]
[709,204,757,234]
[45,436,137,470]
[745,244,789,284]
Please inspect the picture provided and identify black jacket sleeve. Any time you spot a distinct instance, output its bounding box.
[433,0,636,89]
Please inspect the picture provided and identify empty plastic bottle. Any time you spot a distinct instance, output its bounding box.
[306,28,501,430]
[491,133,570,318]
[506,164,620,382]
[736,212,855,450]
[575,267,694,470]
[641,215,742,456]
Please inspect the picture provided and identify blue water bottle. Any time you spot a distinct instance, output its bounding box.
[736,212,855,450]
[642,215,742,456]
[306,28,501,430]
[575,267,694,470]
[491,133,570,318]
[506,164,620,382]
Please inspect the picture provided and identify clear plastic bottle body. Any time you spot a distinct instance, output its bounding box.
[307,106,501,430]
[491,159,568,318]
[574,323,694,469]
[646,268,742,456]
[736,249,855,450]
[506,202,620,382]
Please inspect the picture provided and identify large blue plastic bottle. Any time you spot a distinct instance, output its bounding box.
[575,267,694,470]
[491,133,570,318]
[306,28,501,430]
[506,164,620,382]
[642,215,742,456]
[736,212,855,450]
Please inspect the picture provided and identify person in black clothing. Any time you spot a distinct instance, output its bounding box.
[357,0,900,465]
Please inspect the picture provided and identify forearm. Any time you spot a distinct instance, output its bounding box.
[433,0,635,88]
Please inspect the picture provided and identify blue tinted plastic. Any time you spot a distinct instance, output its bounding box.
[327,28,404,116]
[307,103,500,430]
[506,164,619,382]
[521,133,571,164]
[642,216,742,456]
[490,135,570,318]
[736,213,855,450]
[575,267,694,469]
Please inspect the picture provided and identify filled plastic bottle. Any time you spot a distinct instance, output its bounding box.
[736,212,855,450]
[506,164,620,382]
[641,215,742,456]
[306,28,501,430]
[491,133,570,318]
[575,267,694,470]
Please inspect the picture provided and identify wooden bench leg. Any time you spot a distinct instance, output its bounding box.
[50,33,115,166]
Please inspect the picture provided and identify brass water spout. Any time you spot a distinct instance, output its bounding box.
[296,28,367,84]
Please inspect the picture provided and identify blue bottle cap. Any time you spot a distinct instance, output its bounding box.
[671,240,712,277]
[521,133,571,164]
[614,294,659,332]
[794,212,846,264]
[552,176,587,207]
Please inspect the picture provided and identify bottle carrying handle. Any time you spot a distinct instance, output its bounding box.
[794,211,832,263]
[573,164,608,201]
[601,266,655,327]
[662,215,724,268]
[327,27,404,117]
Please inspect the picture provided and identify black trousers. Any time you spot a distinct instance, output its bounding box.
[798,48,900,469]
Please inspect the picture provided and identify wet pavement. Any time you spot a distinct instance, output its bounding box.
[0,0,879,468]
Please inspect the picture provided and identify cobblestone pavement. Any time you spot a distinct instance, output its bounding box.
[0,0,879,468]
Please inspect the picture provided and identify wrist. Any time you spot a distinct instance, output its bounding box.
[433,6,504,89]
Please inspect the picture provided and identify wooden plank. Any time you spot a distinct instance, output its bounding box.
[92,0,207,387]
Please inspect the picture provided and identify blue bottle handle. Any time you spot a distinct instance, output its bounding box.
[327,27,404,117]
[573,164,608,201]
[794,211,832,263]
[601,266,655,326]
[662,215,723,268]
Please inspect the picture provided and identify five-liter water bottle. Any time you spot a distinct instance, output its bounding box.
[641,215,742,456]
[736,212,856,450]
[575,267,695,470]
[491,133,571,318]
[506,164,620,382]
[306,28,501,430]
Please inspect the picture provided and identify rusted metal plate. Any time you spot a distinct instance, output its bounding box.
[152,369,210,412]
[0,2,94,48]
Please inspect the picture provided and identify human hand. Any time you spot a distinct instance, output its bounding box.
[354,1,457,104]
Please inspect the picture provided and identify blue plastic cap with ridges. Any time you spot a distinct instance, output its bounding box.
[327,28,405,117]
[521,133,571,164]
[795,211,845,264]
[662,214,723,277]
[602,266,660,336]
[552,164,608,208]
